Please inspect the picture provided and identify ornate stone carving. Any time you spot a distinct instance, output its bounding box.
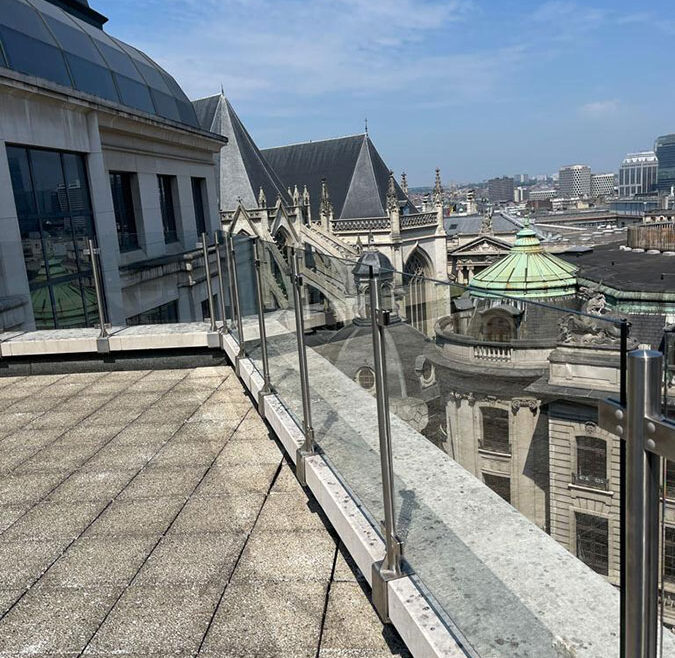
[584,421,597,434]
[511,398,538,414]
[558,314,624,346]
[401,171,409,197]
[257,186,266,208]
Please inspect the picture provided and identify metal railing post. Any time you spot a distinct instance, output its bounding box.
[85,238,110,352]
[253,238,272,406]
[600,349,671,658]
[291,246,315,487]
[226,234,245,360]
[200,233,217,332]
[214,231,228,332]
[368,264,404,624]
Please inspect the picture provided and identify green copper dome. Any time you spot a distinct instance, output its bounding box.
[469,222,578,299]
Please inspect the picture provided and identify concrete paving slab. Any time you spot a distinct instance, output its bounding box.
[117,466,206,501]
[333,544,366,584]
[42,535,158,587]
[187,402,252,424]
[135,532,246,587]
[169,493,266,535]
[200,580,327,656]
[48,469,137,503]
[1,501,104,541]
[81,444,159,472]
[135,403,201,424]
[0,471,68,505]
[0,444,43,473]
[0,504,30,533]
[55,424,128,448]
[0,584,123,655]
[270,463,304,493]
[28,410,94,430]
[232,529,335,584]
[13,443,99,474]
[0,588,22,616]
[256,491,329,532]
[0,411,42,433]
[0,539,68,588]
[86,407,146,427]
[213,437,283,466]
[172,419,240,442]
[85,497,186,537]
[85,583,223,656]
[319,582,411,656]
[150,440,224,468]
[193,463,279,497]
[111,422,182,447]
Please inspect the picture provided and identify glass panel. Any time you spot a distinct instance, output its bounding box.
[383,259,626,655]
[2,0,57,42]
[150,89,181,123]
[30,148,67,216]
[41,13,104,62]
[110,172,139,252]
[0,25,72,87]
[114,75,155,114]
[157,175,178,243]
[6,145,36,217]
[233,234,257,346]
[255,239,303,427]
[64,53,119,102]
[192,178,207,237]
[96,40,143,80]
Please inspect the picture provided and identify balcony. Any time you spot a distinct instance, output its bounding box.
[1,234,674,657]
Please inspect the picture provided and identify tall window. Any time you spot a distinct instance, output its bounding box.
[480,407,510,454]
[191,177,207,237]
[404,250,428,334]
[157,175,178,243]
[576,513,609,576]
[574,436,608,490]
[666,527,675,583]
[6,144,98,329]
[109,172,139,252]
[485,315,513,342]
[483,473,511,504]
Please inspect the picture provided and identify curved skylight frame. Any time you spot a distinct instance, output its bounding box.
[0,0,199,128]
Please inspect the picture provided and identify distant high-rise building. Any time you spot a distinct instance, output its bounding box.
[655,134,675,194]
[559,165,591,198]
[513,173,529,184]
[590,173,616,198]
[514,186,529,203]
[487,176,514,203]
[618,151,658,197]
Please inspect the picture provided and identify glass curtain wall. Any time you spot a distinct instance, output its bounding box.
[6,144,98,329]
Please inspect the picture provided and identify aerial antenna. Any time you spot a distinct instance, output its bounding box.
[364,117,368,135]
[220,82,224,95]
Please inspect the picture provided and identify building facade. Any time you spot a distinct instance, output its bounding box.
[590,173,616,198]
[487,176,514,203]
[0,0,225,332]
[559,165,591,198]
[656,134,675,194]
[618,151,658,197]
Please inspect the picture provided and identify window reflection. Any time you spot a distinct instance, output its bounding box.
[6,144,98,329]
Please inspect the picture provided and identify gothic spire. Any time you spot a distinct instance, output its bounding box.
[257,186,267,208]
[386,170,398,212]
[302,184,310,206]
[433,168,443,206]
[292,184,300,206]
[401,171,408,197]
[320,178,333,217]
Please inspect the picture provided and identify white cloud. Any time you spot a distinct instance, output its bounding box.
[579,99,620,117]
[111,0,519,109]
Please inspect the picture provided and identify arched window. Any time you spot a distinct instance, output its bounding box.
[404,249,430,335]
[575,436,607,489]
[485,315,513,342]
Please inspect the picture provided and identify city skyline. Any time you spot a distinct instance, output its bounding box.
[96,0,675,185]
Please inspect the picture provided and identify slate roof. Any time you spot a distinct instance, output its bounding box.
[445,213,521,237]
[192,94,290,210]
[262,134,415,221]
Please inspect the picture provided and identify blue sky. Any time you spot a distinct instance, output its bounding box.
[96,0,675,185]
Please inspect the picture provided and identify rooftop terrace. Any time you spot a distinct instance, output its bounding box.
[0,365,410,657]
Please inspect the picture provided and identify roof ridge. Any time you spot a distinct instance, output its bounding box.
[262,133,367,151]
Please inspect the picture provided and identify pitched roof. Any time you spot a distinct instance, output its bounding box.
[192,94,290,210]
[444,213,546,238]
[262,134,415,220]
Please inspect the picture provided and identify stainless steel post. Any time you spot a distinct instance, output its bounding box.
[253,238,272,400]
[291,246,315,486]
[226,234,245,358]
[625,350,662,658]
[368,264,403,623]
[214,231,228,332]
[86,238,108,340]
[201,233,217,332]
